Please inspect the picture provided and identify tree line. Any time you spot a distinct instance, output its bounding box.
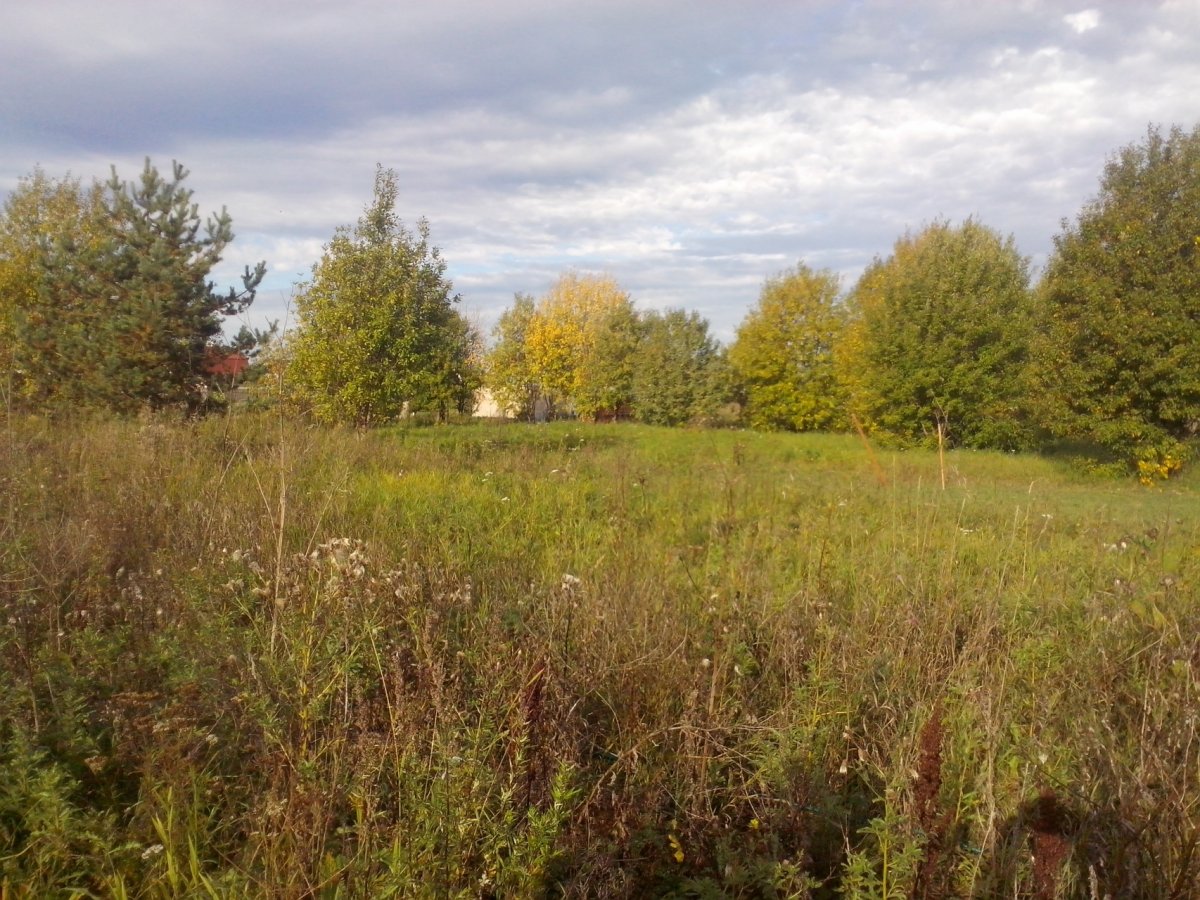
[1,124,1197,478]
[485,123,1200,480]
[0,161,266,413]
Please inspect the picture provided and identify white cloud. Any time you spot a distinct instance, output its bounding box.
[2,1,1198,342]
[1064,9,1101,34]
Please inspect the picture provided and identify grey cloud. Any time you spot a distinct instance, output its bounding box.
[2,1,1199,342]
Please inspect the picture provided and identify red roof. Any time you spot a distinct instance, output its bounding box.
[204,350,249,378]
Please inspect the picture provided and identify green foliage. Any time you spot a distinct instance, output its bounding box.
[0,728,121,895]
[1,160,265,414]
[631,308,729,426]
[572,292,640,420]
[729,263,845,431]
[0,170,102,407]
[1,415,1198,896]
[489,281,729,425]
[840,806,925,899]
[845,219,1034,449]
[286,166,480,425]
[1034,123,1200,476]
[485,292,538,418]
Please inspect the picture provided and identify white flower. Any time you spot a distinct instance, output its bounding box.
[141,843,165,860]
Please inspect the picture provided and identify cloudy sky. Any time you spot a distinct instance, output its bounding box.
[2,0,1197,341]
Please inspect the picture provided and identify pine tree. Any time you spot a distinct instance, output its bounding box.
[4,159,265,412]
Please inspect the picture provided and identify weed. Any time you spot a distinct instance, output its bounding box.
[0,415,1196,896]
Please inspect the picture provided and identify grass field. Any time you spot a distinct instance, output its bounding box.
[1,415,1197,897]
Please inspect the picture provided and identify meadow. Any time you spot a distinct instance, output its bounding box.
[1,415,1197,898]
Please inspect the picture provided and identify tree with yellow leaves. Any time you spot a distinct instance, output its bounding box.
[729,263,846,432]
[0,170,103,405]
[523,272,638,420]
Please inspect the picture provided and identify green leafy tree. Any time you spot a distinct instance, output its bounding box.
[1034,124,1200,478]
[729,263,845,432]
[0,169,105,407]
[2,160,265,413]
[573,295,640,420]
[844,219,1034,449]
[286,167,479,425]
[631,308,728,426]
[485,293,538,419]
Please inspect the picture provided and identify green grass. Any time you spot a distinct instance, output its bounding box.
[1,415,1197,897]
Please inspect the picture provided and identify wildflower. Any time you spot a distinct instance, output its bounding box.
[668,833,684,864]
[561,573,581,588]
[141,843,165,860]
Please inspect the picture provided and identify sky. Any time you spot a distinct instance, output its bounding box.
[2,0,1198,342]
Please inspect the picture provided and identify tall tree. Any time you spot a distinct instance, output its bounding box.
[1034,124,1200,478]
[523,272,637,420]
[286,167,479,425]
[729,263,845,432]
[631,308,728,426]
[1,160,265,412]
[485,293,538,419]
[0,170,105,407]
[573,295,640,421]
[844,220,1034,449]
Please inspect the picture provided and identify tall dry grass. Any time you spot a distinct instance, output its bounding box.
[1,414,1197,897]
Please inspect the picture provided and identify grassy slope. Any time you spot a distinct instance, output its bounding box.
[1,416,1197,897]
